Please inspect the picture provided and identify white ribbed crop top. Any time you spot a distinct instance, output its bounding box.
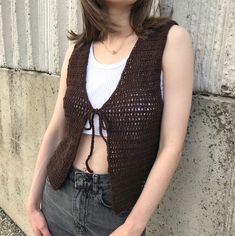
[82,42,164,137]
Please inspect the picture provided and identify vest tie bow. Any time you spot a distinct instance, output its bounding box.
[84,108,109,173]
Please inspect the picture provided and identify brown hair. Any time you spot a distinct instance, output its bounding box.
[67,0,173,49]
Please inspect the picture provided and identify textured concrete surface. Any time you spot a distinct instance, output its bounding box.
[0,69,59,236]
[0,73,234,236]
[0,0,234,236]
[147,94,235,235]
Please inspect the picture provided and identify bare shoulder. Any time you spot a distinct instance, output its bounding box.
[162,24,194,69]
[167,24,193,47]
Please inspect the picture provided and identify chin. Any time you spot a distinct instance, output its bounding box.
[104,0,136,6]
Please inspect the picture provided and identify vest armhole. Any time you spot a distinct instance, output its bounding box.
[66,42,80,87]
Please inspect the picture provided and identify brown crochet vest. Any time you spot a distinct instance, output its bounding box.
[46,19,179,215]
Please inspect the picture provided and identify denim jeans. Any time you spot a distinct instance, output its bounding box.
[41,165,147,236]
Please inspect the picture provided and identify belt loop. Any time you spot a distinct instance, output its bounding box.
[74,171,78,189]
[93,174,98,194]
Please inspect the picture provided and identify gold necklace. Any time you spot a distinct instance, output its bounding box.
[101,30,134,55]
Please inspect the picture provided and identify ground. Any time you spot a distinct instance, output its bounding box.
[0,208,25,236]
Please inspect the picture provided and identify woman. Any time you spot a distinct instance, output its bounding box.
[26,0,194,235]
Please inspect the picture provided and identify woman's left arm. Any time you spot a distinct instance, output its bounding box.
[115,25,195,235]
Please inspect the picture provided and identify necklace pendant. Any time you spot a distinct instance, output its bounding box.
[112,50,117,55]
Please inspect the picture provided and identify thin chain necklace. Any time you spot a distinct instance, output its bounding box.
[101,30,135,55]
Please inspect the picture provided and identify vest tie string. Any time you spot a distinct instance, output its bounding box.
[84,108,109,173]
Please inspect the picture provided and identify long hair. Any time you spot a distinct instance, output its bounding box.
[67,0,173,48]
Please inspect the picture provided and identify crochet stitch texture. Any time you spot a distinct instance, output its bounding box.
[46,19,179,215]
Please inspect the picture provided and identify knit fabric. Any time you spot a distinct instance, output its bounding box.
[46,19,179,215]
[83,42,165,137]
[83,42,129,136]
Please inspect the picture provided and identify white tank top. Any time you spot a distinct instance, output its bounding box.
[82,42,164,136]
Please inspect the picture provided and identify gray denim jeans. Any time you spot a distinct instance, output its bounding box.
[41,165,147,236]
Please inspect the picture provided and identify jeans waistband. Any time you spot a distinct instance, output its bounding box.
[68,165,111,188]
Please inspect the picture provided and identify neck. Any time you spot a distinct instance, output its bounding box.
[104,3,133,40]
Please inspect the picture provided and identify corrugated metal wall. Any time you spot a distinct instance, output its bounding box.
[0,0,83,74]
[1,0,234,96]
[165,0,235,96]
[0,0,163,74]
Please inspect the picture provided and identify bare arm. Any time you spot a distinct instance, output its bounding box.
[26,43,75,212]
[124,25,194,232]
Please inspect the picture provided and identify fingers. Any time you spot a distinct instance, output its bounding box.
[35,226,52,236]
[41,227,52,236]
[34,228,43,236]
[33,226,51,236]
[40,223,52,236]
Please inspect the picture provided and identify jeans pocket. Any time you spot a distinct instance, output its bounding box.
[98,187,112,209]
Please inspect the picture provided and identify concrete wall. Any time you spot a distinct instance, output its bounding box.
[0,69,59,235]
[0,0,234,235]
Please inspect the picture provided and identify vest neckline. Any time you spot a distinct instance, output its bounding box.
[90,41,129,69]
[83,35,143,112]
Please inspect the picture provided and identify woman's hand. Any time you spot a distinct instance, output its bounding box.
[109,221,144,236]
[26,205,52,236]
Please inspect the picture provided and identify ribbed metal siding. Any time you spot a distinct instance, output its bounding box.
[0,0,82,74]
